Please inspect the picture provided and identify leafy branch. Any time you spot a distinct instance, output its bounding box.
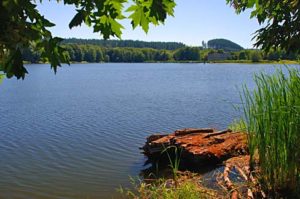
[0,0,176,79]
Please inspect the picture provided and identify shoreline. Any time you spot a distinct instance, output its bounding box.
[123,128,260,199]
[23,60,299,65]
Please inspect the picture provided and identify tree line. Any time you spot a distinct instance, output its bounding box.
[228,49,298,62]
[2,0,300,80]
[22,44,202,63]
[62,38,186,50]
[22,42,299,64]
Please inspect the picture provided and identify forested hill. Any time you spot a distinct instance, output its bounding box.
[207,39,244,51]
[61,38,186,50]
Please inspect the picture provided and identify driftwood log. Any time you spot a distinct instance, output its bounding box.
[142,128,248,165]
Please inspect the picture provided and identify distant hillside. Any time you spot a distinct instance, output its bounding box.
[62,38,186,50]
[207,39,244,51]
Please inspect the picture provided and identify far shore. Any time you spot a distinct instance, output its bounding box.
[23,60,299,65]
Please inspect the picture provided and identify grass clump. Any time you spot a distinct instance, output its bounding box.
[241,67,300,197]
[0,74,4,84]
[228,119,247,132]
[119,146,216,199]
[118,177,214,199]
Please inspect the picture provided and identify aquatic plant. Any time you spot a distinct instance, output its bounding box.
[161,145,182,185]
[241,67,300,196]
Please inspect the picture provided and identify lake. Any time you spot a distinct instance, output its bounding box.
[0,63,294,198]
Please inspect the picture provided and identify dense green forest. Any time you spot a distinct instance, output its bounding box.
[207,39,244,51]
[22,39,299,63]
[61,38,185,50]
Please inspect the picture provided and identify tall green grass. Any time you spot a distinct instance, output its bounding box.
[241,67,300,196]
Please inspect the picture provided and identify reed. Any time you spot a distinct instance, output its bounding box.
[241,67,300,196]
[162,145,182,185]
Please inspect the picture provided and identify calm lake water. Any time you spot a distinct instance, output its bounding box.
[0,63,296,199]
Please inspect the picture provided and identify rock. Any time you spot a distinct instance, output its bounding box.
[142,128,248,165]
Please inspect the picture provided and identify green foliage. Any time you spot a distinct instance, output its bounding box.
[0,74,4,84]
[228,119,247,132]
[83,47,96,62]
[0,0,69,79]
[127,0,176,33]
[118,177,211,199]
[227,0,300,54]
[23,42,300,64]
[2,1,300,78]
[173,47,200,61]
[62,38,185,50]
[207,38,243,51]
[161,146,182,182]
[242,68,300,196]
[266,50,281,61]
[238,51,247,60]
[0,0,176,79]
[249,50,262,62]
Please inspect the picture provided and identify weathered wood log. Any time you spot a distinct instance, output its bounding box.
[174,128,214,136]
[142,128,248,165]
[146,134,168,143]
[203,129,232,138]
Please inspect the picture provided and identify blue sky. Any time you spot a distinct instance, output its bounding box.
[37,0,261,48]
